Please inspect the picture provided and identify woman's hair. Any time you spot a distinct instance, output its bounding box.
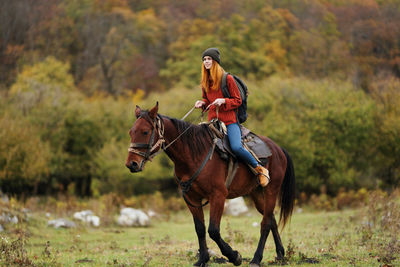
[201,60,224,93]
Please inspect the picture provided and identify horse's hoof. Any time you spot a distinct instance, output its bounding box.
[276,249,285,261]
[193,252,209,267]
[232,251,242,266]
[193,257,209,267]
[249,259,260,267]
[193,262,208,267]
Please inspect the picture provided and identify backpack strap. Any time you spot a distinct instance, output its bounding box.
[221,72,230,98]
[220,72,241,123]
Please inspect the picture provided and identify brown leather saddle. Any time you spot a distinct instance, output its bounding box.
[208,120,272,166]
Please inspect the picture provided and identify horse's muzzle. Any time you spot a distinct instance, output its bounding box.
[126,161,141,173]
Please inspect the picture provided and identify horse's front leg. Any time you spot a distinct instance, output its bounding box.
[208,193,242,266]
[187,204,209,266]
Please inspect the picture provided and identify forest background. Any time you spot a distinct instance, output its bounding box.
[0,0,399,199]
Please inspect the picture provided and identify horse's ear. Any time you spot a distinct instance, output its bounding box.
[149,102,159,119]
[135,105,142,118]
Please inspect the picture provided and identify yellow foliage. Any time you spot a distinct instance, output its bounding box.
[262,40,287,69]
[111,6,135,20]
[93,0,129,12]
[56,201,67,214]
[132,89,145,105]
[10,56,74,95]
[173,19,215,51]
[9,57,80,112]
[134,8,166,44]
[0,115,50,184]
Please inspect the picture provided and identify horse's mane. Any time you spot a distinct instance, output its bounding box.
[166,116,212,156]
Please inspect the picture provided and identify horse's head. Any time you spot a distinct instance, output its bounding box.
[125,102,164,173]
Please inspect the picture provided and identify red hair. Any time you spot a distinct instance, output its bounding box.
[201,61,224,93]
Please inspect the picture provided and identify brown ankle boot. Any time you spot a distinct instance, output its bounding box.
[255,165,270,187]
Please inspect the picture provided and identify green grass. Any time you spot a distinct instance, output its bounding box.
[1,204,399,267]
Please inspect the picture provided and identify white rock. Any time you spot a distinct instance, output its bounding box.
[22,208,30,214]
[10,216,18,224]
[73,210,93,220]
[73,210,100,227]
[0,213,18,224]
[224,197,249,216]
[252,222,259,227]
[147,209,157,218]
[1,195,9,204]
[87,215,100,227]
[117,208,150,227]
[48,219,76,229]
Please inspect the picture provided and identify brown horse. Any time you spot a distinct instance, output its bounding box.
[125,103,295,267]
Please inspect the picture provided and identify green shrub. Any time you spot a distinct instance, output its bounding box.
[0,115,51,194]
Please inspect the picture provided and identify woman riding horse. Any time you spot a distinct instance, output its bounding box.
[195,47,270,187]
[125,48,295,267]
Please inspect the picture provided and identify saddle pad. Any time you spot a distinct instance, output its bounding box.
[243,132,272,159]
[215,127,272,162]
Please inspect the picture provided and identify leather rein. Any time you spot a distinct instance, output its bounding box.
[128,108,216,208]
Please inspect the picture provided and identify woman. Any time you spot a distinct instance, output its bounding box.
[194,47,270,187]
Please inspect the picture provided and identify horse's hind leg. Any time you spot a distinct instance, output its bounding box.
[271,214,285,260]
[208,193,242,266]
[187,205,209,266]
[249,188,279,267]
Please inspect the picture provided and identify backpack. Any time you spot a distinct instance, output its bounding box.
[221,72,248,124]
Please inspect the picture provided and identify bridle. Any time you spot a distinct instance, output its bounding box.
[128,107,200,167]
[127,107,217,208]
[128,114,166,170]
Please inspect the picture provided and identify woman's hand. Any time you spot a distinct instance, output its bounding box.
[195,100,206,109]
[211,98,226,107]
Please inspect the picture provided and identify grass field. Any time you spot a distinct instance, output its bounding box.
[1,192,399,267]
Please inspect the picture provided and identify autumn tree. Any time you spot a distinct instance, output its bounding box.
[370,78,400,188]
[8,57,104,196]
[0,0,59,87]
[0,115,51,195]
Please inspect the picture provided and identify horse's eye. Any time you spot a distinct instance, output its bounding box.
[143,131,149,136]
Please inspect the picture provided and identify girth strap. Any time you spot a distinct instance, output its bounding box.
[225,158,239,189]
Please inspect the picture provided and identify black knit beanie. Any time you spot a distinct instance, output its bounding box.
[202,47,221,65]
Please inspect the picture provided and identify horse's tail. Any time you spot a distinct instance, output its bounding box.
[279,148,296,229]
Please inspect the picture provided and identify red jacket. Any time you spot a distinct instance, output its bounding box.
[202,74,242,125]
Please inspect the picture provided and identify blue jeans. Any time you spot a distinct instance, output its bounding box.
[227,123,258,168]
